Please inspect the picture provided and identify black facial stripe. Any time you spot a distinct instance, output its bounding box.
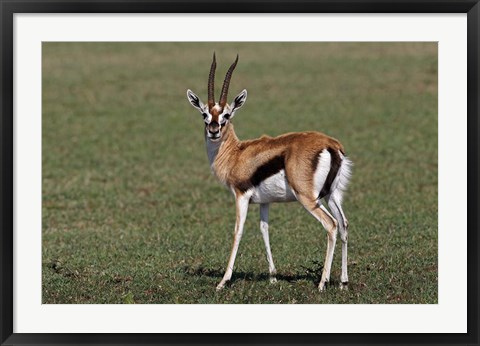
[237,155,285,192]
[318,148,342,199]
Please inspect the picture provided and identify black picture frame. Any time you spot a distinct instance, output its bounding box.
[1,1,479,345]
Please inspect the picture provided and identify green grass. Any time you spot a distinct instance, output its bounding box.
[42,42,438,304]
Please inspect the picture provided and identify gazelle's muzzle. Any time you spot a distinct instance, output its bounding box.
[207,121,221,140]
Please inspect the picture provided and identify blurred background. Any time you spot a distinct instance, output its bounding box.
[42,42,437,304]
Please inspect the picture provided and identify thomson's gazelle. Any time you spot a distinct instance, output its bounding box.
[187,54,352,291]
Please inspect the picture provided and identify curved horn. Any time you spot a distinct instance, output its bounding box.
[219,54,239,107]
[208,52,217,109]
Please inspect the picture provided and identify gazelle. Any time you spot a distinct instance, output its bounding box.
[186,54,352,291]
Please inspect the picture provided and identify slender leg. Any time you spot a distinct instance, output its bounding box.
[317,204,338,291]
[296,195,338,291]
[328,192,349,289]
[260,203,277,283]
[216,193,250,290]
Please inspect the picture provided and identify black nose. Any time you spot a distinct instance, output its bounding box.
[208,121,220,134]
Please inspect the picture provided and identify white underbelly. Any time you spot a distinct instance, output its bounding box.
[250,170,297,204]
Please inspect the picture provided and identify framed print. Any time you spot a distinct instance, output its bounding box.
[1,0,479,345]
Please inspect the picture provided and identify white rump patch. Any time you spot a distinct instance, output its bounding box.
[313,149,331,198]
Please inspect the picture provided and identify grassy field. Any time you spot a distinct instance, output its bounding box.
[42,42,438,304]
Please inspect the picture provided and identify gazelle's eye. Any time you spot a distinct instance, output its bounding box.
[202,113,207,119]
[219,113,230,126]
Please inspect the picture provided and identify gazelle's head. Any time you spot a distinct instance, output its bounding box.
[187,53,247,142]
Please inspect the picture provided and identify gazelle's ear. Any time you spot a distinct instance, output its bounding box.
[187,89,205,112]
[230,89,247,116]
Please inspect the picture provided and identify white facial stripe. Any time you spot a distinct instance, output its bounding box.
[203,111,212,123]
[218,104,232,124]
[218,110,230,124]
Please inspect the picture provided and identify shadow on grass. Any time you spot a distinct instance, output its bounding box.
[183,261,326,286]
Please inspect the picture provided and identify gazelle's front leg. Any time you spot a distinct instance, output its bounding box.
[216,192,250,290]
[260,203,277,283]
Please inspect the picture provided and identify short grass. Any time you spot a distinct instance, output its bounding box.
[42,42,438,304]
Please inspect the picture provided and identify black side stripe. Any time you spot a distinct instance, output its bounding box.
[237,155,285,192]
[318,148,342,199]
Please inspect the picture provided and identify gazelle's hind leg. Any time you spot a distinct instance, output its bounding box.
[260,203,277,283]
[327,191,349,289]
[296,194,338,291]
